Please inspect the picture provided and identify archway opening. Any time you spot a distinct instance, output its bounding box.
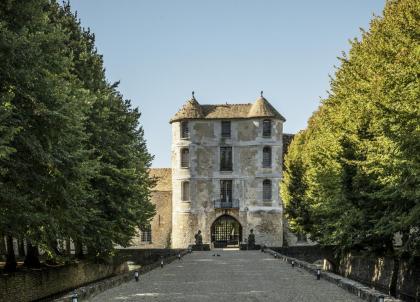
[211,215,242,248]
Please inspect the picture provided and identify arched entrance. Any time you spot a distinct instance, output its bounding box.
[211,215,242,248]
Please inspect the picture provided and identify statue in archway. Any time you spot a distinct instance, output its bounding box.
[248,229,255,249]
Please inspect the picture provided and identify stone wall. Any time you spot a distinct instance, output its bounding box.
[340,253,420,302]
[272,245,337,266]
[0,261,128,302]
[130,191,172,249]
[129,168,172,249]
[272,246,420,302]
[115,248,185,265]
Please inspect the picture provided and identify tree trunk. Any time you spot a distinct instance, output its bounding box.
[0,232,6,261]
[74,240,84,259]
[66,238,71,256]
[18,238,25,257]
[4,235,17,272]
[24,242,41,268]
[390,255,399,297]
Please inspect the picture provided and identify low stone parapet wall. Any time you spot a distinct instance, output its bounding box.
[0,249,188,302]
[0,261,128,302]
[53,249,189,302]
[265,249,403,302]
[115,248,185,265]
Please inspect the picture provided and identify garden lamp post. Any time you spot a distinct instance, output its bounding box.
[71,291,78,302]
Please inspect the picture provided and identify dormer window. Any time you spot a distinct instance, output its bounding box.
[181,121,189,139]
[221,121,231,138]
[263,119,271,137]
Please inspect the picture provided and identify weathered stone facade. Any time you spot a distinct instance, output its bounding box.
[170,94,286,248]
[130,94,288,249]
[130,169,172,248]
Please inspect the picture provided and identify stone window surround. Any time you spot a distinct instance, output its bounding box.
[220,179,233,202]
[140,224,152,243]
[180,147,189,168]
[263,179,272,201]
[180,121,189,139]
[219,145,233,171]
[262,146,272,168]
[221,120,231,138]
[262,119,272,138]
[181,181,190,201]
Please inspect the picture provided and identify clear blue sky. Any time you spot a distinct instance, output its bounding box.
[70,0,385,168]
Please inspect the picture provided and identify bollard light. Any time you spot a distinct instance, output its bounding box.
[274,253,278,258]
[291,260,295,268]
[378,296,385,302]
[134,271,139,282]
[160,260,164,268]
[316,268,321,280]
[71,291,78,302]
[177,253,181,261]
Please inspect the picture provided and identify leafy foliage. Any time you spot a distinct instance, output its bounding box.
[281,0,420,256]
[0,0,155,268]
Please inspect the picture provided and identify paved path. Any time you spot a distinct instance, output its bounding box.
[91,250,363,302]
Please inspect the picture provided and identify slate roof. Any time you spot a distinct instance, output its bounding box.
[170,96,285,123]
[149,168,172,192]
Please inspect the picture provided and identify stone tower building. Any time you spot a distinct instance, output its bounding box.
[170,93,286,248]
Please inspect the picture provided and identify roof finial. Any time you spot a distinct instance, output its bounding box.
[192,91,195,99]
[260,90,263,98]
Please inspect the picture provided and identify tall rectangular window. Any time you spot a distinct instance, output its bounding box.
[263,120,272,137]
[141,224,152,243]
[263,179,272,201]
[221,121,231,138]
[220,180,233,202]
[263,146,272,168]
[181,121,189,139]
[220,146,232,171]
[181,148,189,168]
[182,181,190,201]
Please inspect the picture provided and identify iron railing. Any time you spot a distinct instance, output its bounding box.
[213,199,239,209]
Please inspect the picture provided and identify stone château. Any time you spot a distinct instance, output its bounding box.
[132,93,296,249]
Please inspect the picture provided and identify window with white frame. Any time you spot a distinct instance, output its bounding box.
[141,224,152,243]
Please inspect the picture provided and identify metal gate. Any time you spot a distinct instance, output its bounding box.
[211,215,242,248]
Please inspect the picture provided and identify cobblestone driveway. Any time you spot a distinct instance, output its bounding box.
[90,250,363,302]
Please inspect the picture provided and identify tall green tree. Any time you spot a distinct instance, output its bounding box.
[51,3,155,257]
[1,0,155,271]
[281,0,420,256]
[0,0,93,269]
